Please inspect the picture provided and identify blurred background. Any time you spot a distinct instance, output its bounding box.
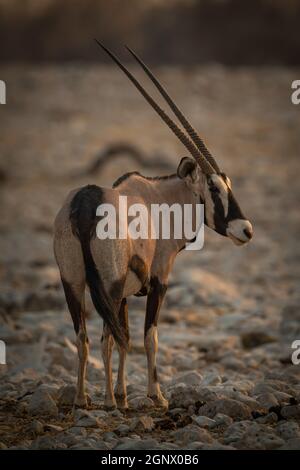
[0,0,300,449]
[0,0,300,65]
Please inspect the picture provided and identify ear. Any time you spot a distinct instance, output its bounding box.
[177,157,200,183]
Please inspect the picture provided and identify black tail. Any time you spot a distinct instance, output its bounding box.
[70,185,127,350]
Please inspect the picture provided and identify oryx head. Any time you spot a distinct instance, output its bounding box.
[177,157,252,245]
[95,41,253,246]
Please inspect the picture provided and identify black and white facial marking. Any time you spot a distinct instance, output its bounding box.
[204,172,253,245]
[177,157,253,246]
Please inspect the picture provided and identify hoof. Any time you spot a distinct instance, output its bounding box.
[115,394,128,411]
[74,394,91,409]
[149,394,169,410]
[104,397,117,410]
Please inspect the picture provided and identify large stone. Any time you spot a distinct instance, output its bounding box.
[128,396,154,411]
[224,421,284,450]
[74,410,103,428]
[223,421,252,443]
[276,421,300,440]
[281,405,300,419]
[58,384,76,406]
[172,425,213,444]
[114,438,160,450]
[166,371,203,388]
[279,438,300,450]
[239,432,284,450]
[213,413,233,427]
[30,436,57,450]
[168,384,207,409]
[36,384,59,401]
[28,387,58,417]
[256,412,278,425]
[198,398,251,420]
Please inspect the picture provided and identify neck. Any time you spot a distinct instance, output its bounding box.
[153,176,202,249]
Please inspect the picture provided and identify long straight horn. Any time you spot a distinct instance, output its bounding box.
[94,40,215,175]
[125,45,220,174]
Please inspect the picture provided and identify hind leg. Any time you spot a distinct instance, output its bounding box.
[115,298,130,410]
[101,322,116,409]
[144,277,168,409]
[61,279,89,408]
[54,227,89,408]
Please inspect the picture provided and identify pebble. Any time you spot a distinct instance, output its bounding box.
[115,424,130,436]
[129,416,155,433]
[30,436,57,450]
[44,424,63,432]
[202,372,222,386]
[166,371,203,388]
[255,392,279,410]
[241,331,277,349]
[255,412,278,425]
[75,415,102,428]
[60,433,83,447]
[281,405,300,419]
[213,413,233,427]
[220,355,245,370]
[68,426,87,436]
[27,419,44,435]
[192,415,216,429]
[103,431,118,441]
[187,441,236,450]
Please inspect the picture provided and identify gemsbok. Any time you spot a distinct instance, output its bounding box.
[54,42,253,410]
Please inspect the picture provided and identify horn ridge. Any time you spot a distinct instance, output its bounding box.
[94,40,214,175]
[125,45,220,174]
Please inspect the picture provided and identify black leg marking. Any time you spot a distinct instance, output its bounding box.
[144,276,167,337]
[144,276,168,408]
[119,298,129,344]
[61,278,81,334]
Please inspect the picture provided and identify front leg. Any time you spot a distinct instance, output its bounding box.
[144,276,168,409]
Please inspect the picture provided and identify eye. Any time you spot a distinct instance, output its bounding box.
[210,185,219,193]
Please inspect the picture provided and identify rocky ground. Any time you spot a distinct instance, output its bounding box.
[0,64,300,450]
